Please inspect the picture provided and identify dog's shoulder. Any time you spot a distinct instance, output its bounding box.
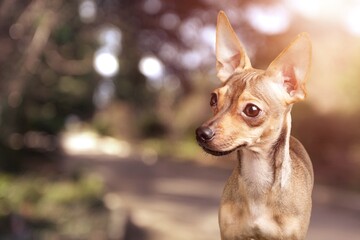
[289,136,314,184]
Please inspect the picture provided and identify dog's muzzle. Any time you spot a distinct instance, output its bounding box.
[195,126,242,156]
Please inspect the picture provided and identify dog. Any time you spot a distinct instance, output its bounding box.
[195,11,314,240]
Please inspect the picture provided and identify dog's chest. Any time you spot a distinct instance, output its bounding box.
[240,152,274,196]
[248,201,279,234]
[220,200,280,239]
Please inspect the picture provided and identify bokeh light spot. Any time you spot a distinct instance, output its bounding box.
[79,0,97,23]
[139,56,164,79]
[94,51,119,77]
[143,0,162,14]
[160,13,180,30]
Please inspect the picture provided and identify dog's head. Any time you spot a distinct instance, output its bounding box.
[196,11,312,156]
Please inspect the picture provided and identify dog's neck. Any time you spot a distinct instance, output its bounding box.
[237,111,292,197]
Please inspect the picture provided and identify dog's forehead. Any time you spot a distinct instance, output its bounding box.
[215,69,282,108]
[219,69,265,95]
[229,70,264,84]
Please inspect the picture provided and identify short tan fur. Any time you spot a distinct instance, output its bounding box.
[195,11,313,240]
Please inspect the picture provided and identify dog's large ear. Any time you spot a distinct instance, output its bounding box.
[216,11,251,82]
[267,33,312,103]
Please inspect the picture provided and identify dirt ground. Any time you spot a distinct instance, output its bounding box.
[64,154,360,240]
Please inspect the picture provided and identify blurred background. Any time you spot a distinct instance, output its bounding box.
[0,0,360,239]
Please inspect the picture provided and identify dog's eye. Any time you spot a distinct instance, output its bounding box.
[210,93,217,107]
[243,104,261,118]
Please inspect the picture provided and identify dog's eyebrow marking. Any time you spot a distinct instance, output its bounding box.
[224,70,264,102]
[240,70,263,82]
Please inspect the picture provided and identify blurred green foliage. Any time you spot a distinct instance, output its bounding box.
[0,172,105,238]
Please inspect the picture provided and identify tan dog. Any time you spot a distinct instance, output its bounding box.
[195,11,314,240]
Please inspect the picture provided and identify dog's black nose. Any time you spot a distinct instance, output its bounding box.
[196,126,214,142]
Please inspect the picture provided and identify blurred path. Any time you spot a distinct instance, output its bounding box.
[64,154,360,240]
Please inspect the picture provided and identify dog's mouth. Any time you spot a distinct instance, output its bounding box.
[196,136,246,156]
[201,146,237,156]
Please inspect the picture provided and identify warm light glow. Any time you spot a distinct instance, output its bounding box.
[246,4,290,35]
[285,0,347,22]
[61,130,131,157]
[63,131,97,152]
[285,0,360,36]
[344,3,360,36]
[93,50,119,77]
[286,0,322,19]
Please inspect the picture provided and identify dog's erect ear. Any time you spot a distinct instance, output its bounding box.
[267,33,312,103]
[216,11,251,82]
